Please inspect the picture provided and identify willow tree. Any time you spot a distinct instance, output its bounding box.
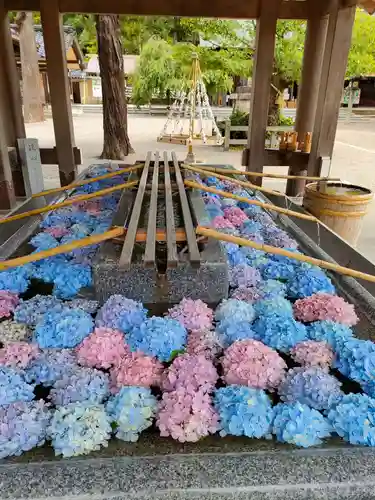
[96,15,133,159]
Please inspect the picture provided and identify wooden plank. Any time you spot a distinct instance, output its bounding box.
[144,151,159,268]
[164,151,178,268]
[308,3,356,177]
[39,147,82,166]
[172,151,200,266]
[40,0,77,186]
[244,0,281,185]
[114,228,188,243]
[4,0,312,19]
[118,152,150,269]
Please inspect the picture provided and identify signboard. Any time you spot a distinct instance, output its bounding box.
[341,88,361,105]
[92,78,102,98]
[17,138,44,197]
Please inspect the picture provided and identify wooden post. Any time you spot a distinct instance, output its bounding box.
[307,3,356,177]
[243,0,281,186]
[287,12,328,196]
[40,0,77,186]
[224,119,230,151]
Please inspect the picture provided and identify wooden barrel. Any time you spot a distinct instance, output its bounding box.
[303,182,373,246]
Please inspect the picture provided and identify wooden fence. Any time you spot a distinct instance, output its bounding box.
[223,119,293,151]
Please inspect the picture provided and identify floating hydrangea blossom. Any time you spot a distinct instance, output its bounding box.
[262,227,298,249]
[0,320,30,343]
[0,291,19,319]
[48,403,111,457]
[0,342,39,369]
[327,393,375,446]
[228,264,261,288]
[287,270,335,299]
[278,367,343,410]
[253,297,293,318]
[52,263,92,299]
[217,320,257,348]
[223,207,248,227]
[215,299,255,324]
[306,320,353,350]
[290,341,334,370]
[221,340,287,391]
[126,317,187,362]
[162,354,218,393]
[0,266,31,294]
[95,294,147,331]
[167,298,213,331]
[273,402,332,447]
[293,293,358,326]
[30,232,59,250]
[211,216,236,230]
[34,308,93,348]
[76,328,128,369]
[214,385,274,438]
[261,260,295,281]
[110,351,163,391]
[334,338,375,386]
[25,349,78,386]
[253,314,308,352]
[49,368,110,406]
[106,386,157,442]
[14,295,64,326]
[157,387,219,442]
[0,366,35,405]
[0,401,51,459]
[186,329,223,359]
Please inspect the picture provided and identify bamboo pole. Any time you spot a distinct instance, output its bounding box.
[182,164,283,197]
[198,166,340,182]
[0,227,125,271]
[196,226,375,284]
[0,180,138,226]
[32,164,143,199]
[185,180,317,222]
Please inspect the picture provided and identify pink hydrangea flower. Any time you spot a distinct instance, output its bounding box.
[290,341,334,370]
[221,339,287,391]
[161,354,218,393]
[44,227,70,238]
[167,298,213,331]
[76,328,129,369]
[0,291,19,319]
[186,329,223,360]
[156,387,219,442]
[110,351,164,392]
[293,293,358,326]
[223,207,248,227]
[0,342,39,369]
[211,216,236,230]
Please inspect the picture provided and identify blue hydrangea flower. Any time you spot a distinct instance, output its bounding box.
[0,266,31,294]
[278,367,343,410]
[126,316,187,362]
[334,338,375,385]
[307,321,353,350]
[40,211,71,229]
[25,349,78,385]
[259,279,287,299]
[30,232,59,250]
[273,402,332,447]
[0,401,51,458]
[49,368,110,406]
[253,314,308,352]
[215,299,255,324]
[220,198,238,208]
[34,308,94,348]
[206,204,224,219]
[243,205,262,216]
[327,393,375,446]
[262,226,298,249]
[287,270,335,299]
[240,220,263,234]
[227,249,247,267]
[31,256,70,283]
[214,385,274,438]
[229,264,261,288]
[106,386,157,442]
[52,263,92,299]
[217,320,258,348]
[48,403,111,457]
[0,366,35,405]
[14,295,64,326]
[261,260,295,281]
[253,297,293,318]
[240,247,269,268]
[96,295,148,332]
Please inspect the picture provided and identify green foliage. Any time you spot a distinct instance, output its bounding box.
[278,115,294,127]
[347,9,375,78]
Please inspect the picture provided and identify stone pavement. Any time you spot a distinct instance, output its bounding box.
[25,115,375,262]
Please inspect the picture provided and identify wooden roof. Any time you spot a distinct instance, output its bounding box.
[359,0,375,13]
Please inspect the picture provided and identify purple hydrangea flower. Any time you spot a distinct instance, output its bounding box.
[95,294,148,332]
[0,366,35,405]
[215,299,255,324]
[228,264,262,288]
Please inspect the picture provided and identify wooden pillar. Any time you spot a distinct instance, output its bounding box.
[307,3,356,177]
[243,0,281,186]
[286,13,329,196]
[40,0,77,186]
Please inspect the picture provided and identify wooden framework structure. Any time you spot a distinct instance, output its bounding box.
[0,0,371,211]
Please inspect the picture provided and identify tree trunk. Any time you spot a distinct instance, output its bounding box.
[96,15,134,159]
[17,12,45,123]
